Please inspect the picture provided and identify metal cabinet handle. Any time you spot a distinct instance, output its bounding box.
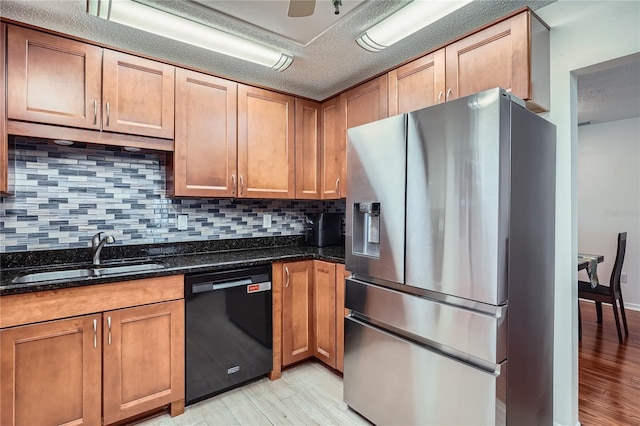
[107,316,112,345]
[437,91,443,103]
[335,178,340,196]
[93,319,97,349]
[93,99,98,125]
[231,174,236,194]
[106,102,110,127]
[239,175,244,195]
[446,88,452,102]
[285,267,290,288]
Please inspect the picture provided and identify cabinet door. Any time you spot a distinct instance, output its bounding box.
[388,49,446,116]
[341,75,388,199]
[103,300,185,425]
[295,98,321,199]
[342,74,388,130]
[282,260,314,366]
[1,23,7,194]
[172,68,237,197]
[238,85,295,199]
[102,50,175,139]
[313,261,337,368]
[320,96,345,199]
[335,264,349,373]
[0,315,102,426]
[445,12,530,103]
[6,25,102,130]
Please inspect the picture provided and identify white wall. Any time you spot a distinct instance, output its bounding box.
[536,1,640,425]
[578,117,640,310]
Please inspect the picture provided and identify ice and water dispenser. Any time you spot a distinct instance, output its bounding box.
[352,202,381,258]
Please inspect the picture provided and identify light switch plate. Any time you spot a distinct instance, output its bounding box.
[263,214,272,228]
[177,214,188,230]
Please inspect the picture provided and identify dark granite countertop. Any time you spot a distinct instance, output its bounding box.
[0,236,345,296]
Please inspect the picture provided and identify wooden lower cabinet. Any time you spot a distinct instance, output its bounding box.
[281,260,315,366]
[335,264,349,373]
[313,261,337,368]
[0,314,102,426]
[274,260,347,374]
[103,300,185,425]
[0,277,185,426]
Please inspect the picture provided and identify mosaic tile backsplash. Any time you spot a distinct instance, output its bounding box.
[0,138,345,253]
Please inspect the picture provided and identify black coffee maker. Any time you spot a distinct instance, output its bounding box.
[305,213,342,247]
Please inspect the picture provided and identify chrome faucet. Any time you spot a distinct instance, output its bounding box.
[91,232,116,266]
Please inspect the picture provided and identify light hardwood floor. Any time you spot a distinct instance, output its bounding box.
[137,361,370,426]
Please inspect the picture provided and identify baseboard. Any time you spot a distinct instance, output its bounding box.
[624,302,640,312]
[579,299,640,312]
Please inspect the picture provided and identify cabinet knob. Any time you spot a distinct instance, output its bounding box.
[285,267,290,288]
[231,174,236,195]
[106,102,111,127]
[446,88,452,102]
[438,91,443,103]
[93,99,98,125]
[240,175,245,195]
[335,178,340,196]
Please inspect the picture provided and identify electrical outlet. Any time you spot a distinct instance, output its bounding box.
[263,214,272,228]
[177,214,188,231]
[621,272,627,284]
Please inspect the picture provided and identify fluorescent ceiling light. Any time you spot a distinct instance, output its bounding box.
[357,0,473,52]
[87,0,293,71]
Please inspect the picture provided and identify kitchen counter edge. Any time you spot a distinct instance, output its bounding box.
[0,245,345,296]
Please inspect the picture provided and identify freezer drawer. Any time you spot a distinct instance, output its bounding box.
[344,317,507,426]
[346,278,507,365]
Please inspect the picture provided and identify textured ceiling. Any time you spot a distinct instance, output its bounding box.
[189,0,367,46]
[577,53,640,125]
[1,0,554,101]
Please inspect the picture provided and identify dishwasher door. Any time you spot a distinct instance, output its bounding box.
[185,266,272,405]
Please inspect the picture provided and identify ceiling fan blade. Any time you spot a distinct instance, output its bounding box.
[288,0,316,17]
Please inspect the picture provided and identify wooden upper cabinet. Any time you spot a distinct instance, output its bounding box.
[342,74,389,131]
[445,10,549,112]
[6,25,102,130]
[0,314,102,426]
[237,85,295,199]
[320,96,345,199]
[313,261,337,369]
[388,49,446,116]
[102,300,184,425]
[1,23,8,195]
[172,69,237,197]
[294,98,321,199]
[102,50,175,139]
[282,260,314,366]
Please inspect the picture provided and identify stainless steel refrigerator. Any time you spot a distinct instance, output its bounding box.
[344,88,556,426]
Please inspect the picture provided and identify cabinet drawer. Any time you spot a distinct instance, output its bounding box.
[0,275,184,329]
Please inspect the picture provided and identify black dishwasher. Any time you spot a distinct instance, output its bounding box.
[185,265,272,405]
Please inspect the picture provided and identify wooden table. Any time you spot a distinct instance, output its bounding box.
[578,254,604,271]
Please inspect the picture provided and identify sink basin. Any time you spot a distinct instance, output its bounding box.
[94,263,166,276]
[12,262,166,284]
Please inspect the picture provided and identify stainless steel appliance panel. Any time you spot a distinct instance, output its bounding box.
[346,114,407,285]
[346,277,507,365]
[344,317,506,426]
[406,88,510,305]
[505,101,556,425]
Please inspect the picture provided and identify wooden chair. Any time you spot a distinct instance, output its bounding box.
[578,232,628,343]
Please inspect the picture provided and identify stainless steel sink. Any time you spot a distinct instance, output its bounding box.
[12,262,166,284]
